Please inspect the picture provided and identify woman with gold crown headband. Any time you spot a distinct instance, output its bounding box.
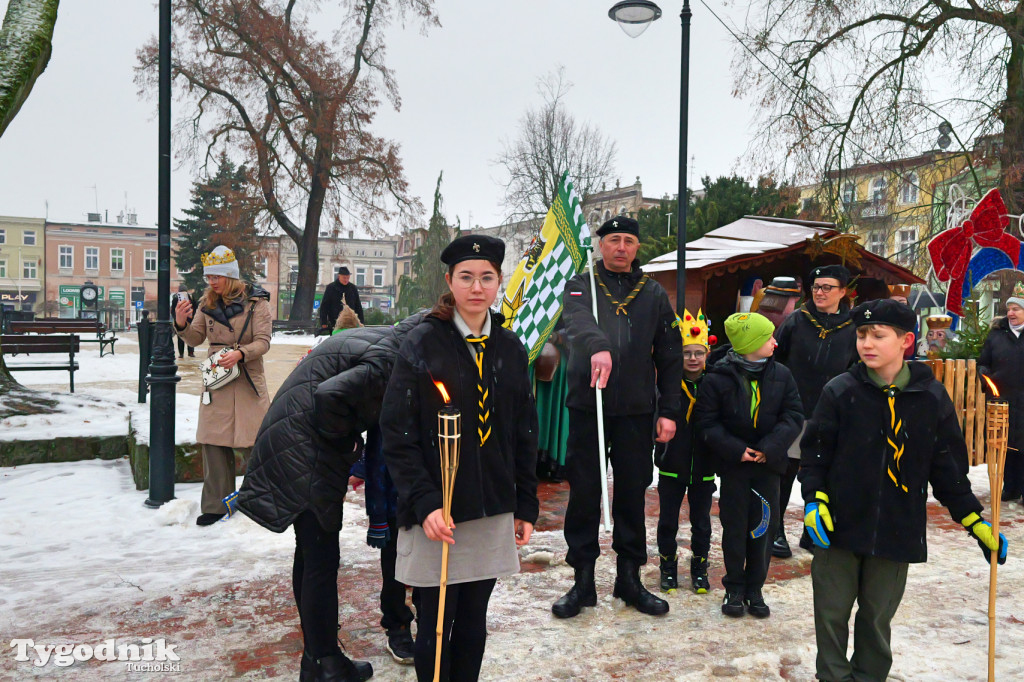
[173,245,273,526]
[979,280,1024,502]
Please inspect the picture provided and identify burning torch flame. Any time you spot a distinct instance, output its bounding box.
[434,381,451,404]
[983,375,1000,398]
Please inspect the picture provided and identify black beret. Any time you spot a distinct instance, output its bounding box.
[851,299,917,332]
[440,235,505,268]
[596,216,639,238]
[810,264,851,286]
[337,266,350,276]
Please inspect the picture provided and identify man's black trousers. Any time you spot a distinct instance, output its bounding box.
[564,408,654,568]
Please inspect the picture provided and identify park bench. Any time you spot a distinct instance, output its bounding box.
[1,334,80,392]
[272,319,316,334]
[9,319,118,357]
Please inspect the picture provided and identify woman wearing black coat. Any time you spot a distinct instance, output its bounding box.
[979,287,1024,501]
[381,235,539,682]
[235,313,424,682]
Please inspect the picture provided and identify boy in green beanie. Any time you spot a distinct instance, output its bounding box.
[695,312,803,617]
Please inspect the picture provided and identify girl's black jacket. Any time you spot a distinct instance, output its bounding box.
[694,356,804,477]
[799,362,982,563]
[381,313,539,529]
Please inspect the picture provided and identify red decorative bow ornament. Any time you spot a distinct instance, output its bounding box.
[927,188,1020,315]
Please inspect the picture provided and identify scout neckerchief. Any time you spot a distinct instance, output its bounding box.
[465,335,492,446]
[594,267,649,316]
[868,364,911,493]
[749,380,761,427]
[801,307,852,340]
[682,378,698,423]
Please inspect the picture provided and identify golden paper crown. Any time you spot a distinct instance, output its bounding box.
[926,314,953,331]
[201,247,237,267]
[680,308,710,349]
[888,284,911,298]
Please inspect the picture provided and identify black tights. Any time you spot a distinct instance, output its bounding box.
[414,578,496,682]
[292,511,341,659]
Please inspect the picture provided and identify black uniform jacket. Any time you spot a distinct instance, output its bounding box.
[659,375,715,484]
[775,301,858,417]
[979,316,1024,446]
[381,313,539,529]
[561,260,683,420]
[695,356,804,477]
[799,362,982,563]
[320,279,364,327]
[237,313,424,534]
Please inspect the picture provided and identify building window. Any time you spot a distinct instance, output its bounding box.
[0,229,5,244]
[900,173,919,204]
[842,182,856,206]
[373,267,385,288]
[0,260,5,278]
[255,257,267,279]
[403,261,410,275]
[288,262,299,286]
[144,250,157,273]
[871,177,887,203]
[603,209,611,221]
[897,228,916,265]
[59,245,73,269]
[868,231,885,255]
[23,230,36,245]
[22,257,37,279]
[355,266,366,287]
[589,211,600,224]
[85,247,99,271]
[111,248,125,272]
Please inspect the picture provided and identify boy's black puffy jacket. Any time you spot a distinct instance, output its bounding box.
[799,362,982,563]
[695,356,803,476]
[658,375,715,483]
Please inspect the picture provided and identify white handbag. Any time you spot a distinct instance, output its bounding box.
[201,347,241,390]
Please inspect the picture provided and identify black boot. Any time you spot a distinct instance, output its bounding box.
[744,589,771,618]
[317,654,372,682]
[552,563,597,619]
[196,512,225,526]
[772,531,792,558]
[721,591,744,617]
[659,554,678,593]
[690,556,710,594]
[613,558,669,616]
[300,651,318,682]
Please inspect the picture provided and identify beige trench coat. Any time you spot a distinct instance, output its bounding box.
[175,291,272,448]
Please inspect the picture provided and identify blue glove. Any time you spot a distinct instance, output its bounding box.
[962,513,1008,565]
[804,491,834,549]
[367,522,390,549]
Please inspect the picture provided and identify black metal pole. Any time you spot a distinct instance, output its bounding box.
[146,0,180,508]
[676,0,691,316]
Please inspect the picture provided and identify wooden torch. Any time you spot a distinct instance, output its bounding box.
[433,381,460,682]
[982,375,1008,682]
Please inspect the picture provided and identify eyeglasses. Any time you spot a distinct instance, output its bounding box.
[683,351,706,360]
[204,275,225,283]
[811,284,840,293]
[452,273,500,289]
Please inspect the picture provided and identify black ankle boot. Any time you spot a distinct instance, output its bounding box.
[690,555,709,594]
[317,654,373,682]
[300,651,318,682]
[552,563,597,619]
[772,531,792,558]
[613,558,669,616]
[659,554,678,592]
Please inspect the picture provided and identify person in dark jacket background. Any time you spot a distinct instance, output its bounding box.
[236,314,424,682]
[319,266,364,332]
[799,298,1006,681]
[381,235,538,682]
[171,284,197,358]
[978,281,1024,501]
[656,308,716,595]
[552,216,683,620]
[696,312,803,619]
[772,264,858,558]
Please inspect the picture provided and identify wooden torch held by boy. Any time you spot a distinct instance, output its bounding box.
[983,375,1008,682]
[434,382,461,682]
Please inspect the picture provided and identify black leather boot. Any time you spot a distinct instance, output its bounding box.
[317,654,373,682]
[551,563,597,618]
[659,554,678,592]
[690,555,710,594]
[772,531,792,558]
[300,651,318,682]
[613,558,669,616]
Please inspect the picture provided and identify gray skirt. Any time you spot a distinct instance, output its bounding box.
[395,513,519,588]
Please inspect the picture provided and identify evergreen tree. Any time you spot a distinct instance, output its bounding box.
[175,153,261,292]
[398,172,458,313]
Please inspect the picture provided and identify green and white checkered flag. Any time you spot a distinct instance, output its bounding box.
[501,172,589,363]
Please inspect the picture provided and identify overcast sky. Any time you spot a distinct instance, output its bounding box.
[0,0,757,235]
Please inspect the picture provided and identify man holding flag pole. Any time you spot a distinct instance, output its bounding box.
[551,215,683,618]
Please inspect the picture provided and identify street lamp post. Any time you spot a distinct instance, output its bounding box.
[609,0,690,315]
[145,0,180,509]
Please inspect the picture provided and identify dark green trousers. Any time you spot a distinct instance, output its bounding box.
[811,547,909,682]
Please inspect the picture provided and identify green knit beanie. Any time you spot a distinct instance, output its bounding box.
[724,312,775,355]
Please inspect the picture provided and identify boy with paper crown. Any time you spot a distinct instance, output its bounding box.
[656,309,717,594]
[695,312,803,618]
[800,298,1008,681]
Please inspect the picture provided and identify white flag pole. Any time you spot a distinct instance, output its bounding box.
[585,238,613,533]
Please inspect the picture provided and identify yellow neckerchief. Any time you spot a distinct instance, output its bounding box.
[883,384,908,492]
[750,380,761,427]
[682,378,698,423]
[801,307,852,340]
[594,268,649,316]
[465,335,492,447]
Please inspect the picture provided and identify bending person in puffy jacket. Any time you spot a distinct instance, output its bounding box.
[235,313,424,682]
